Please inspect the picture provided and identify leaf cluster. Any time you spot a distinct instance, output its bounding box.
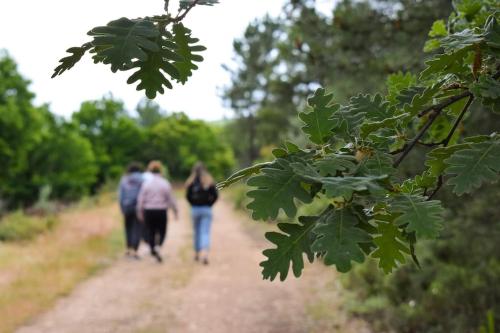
[221,5,500,281]
[52,1,213,98]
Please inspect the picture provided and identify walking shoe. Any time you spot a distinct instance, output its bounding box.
[152,250,163,263]
[202,257,209,265]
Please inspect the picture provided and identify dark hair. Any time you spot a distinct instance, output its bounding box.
[127,162,142,173]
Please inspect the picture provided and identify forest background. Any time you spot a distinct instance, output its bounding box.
[0,0,499,332]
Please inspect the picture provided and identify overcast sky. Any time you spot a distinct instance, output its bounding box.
[0,0,334,120]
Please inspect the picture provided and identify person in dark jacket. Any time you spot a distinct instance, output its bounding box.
[185,162,218,265]
[118,162,144,259]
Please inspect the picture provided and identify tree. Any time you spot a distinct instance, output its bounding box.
[30,113,98,200]
[0,52,45,206]
[144,112,235,180]
[0,53,98,206]
[223,0,452,164]
[136,99,166,128]
[72,97,145,187]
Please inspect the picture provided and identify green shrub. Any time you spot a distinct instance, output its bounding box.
[224,183,250,211]
[342,183,500,333]
[0,212,57,242]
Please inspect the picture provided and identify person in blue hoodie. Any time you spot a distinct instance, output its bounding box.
[118,162,144,259]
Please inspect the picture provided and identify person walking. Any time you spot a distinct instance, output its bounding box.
[137,161,178,263]
[186,162,218,265]
[118,162,144,259]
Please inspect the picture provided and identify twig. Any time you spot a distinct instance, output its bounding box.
[427,175,443,200]
[418,91,471,118]
[424,96,474,200]
[174,0,201,22]
[393,110,441,168]
[417,141,441,147]
[441,95,474,147]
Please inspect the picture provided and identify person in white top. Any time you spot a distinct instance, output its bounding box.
[137,161,178,263]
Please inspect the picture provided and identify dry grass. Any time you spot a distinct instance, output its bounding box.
[0,201,123,333]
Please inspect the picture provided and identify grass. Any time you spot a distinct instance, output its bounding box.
[0,200,123,333]
[169,235,197,289]
[0,212,58,242]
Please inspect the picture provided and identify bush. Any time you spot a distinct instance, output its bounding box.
[342,182,500,333]
[0,212,57,242]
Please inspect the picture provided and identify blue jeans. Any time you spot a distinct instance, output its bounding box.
[191,206,213,252]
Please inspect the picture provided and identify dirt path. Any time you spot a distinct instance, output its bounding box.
[17,198,369,333]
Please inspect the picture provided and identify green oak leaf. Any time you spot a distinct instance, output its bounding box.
[246,159,312,220]
[391,194,444,239]
[314,154,357,176]
[471,75,500,113]
[349,94,393,122]
[291,162,388,200]
[428,20,447,38]
[260,216,318,281]
[397,83,442,121]
[424,38,441,52]
[386,72,417,104]
[439,29,483,52]
[329,96,372,140]
[172,23,206,84]
[179,0,219,9]
[356,152,396,177]
[445,140,500,195]
[399,172,437,194]
[299,88,339,144]
[426,144,471,177]
[321,176,388,200]
[484,15,500,51]
[360,113,408,138]
[88,18,160,72]
[371,220,410,274]
[420,47,472,80]
[127,37,181,99]
[312,208,371,272]
[217,162,273,189]
[455,0,482,18]
[52,44,91,78]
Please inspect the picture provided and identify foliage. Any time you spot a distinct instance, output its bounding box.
[0,53,98,207]
[72,97,146,185]
[32,113,98,200]
[223,0,453,164]
[342,183,500,333]
[52,1,214,98]
[143,112,235,180]
[0,212,57,241]
[220,2,500,281]
[1,52,233,208]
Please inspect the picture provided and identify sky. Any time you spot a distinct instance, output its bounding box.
[0,0,334,121]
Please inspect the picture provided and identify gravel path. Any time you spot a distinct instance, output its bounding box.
[17,198,369,333]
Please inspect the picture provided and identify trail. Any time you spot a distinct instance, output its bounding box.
[17,198,369,333]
